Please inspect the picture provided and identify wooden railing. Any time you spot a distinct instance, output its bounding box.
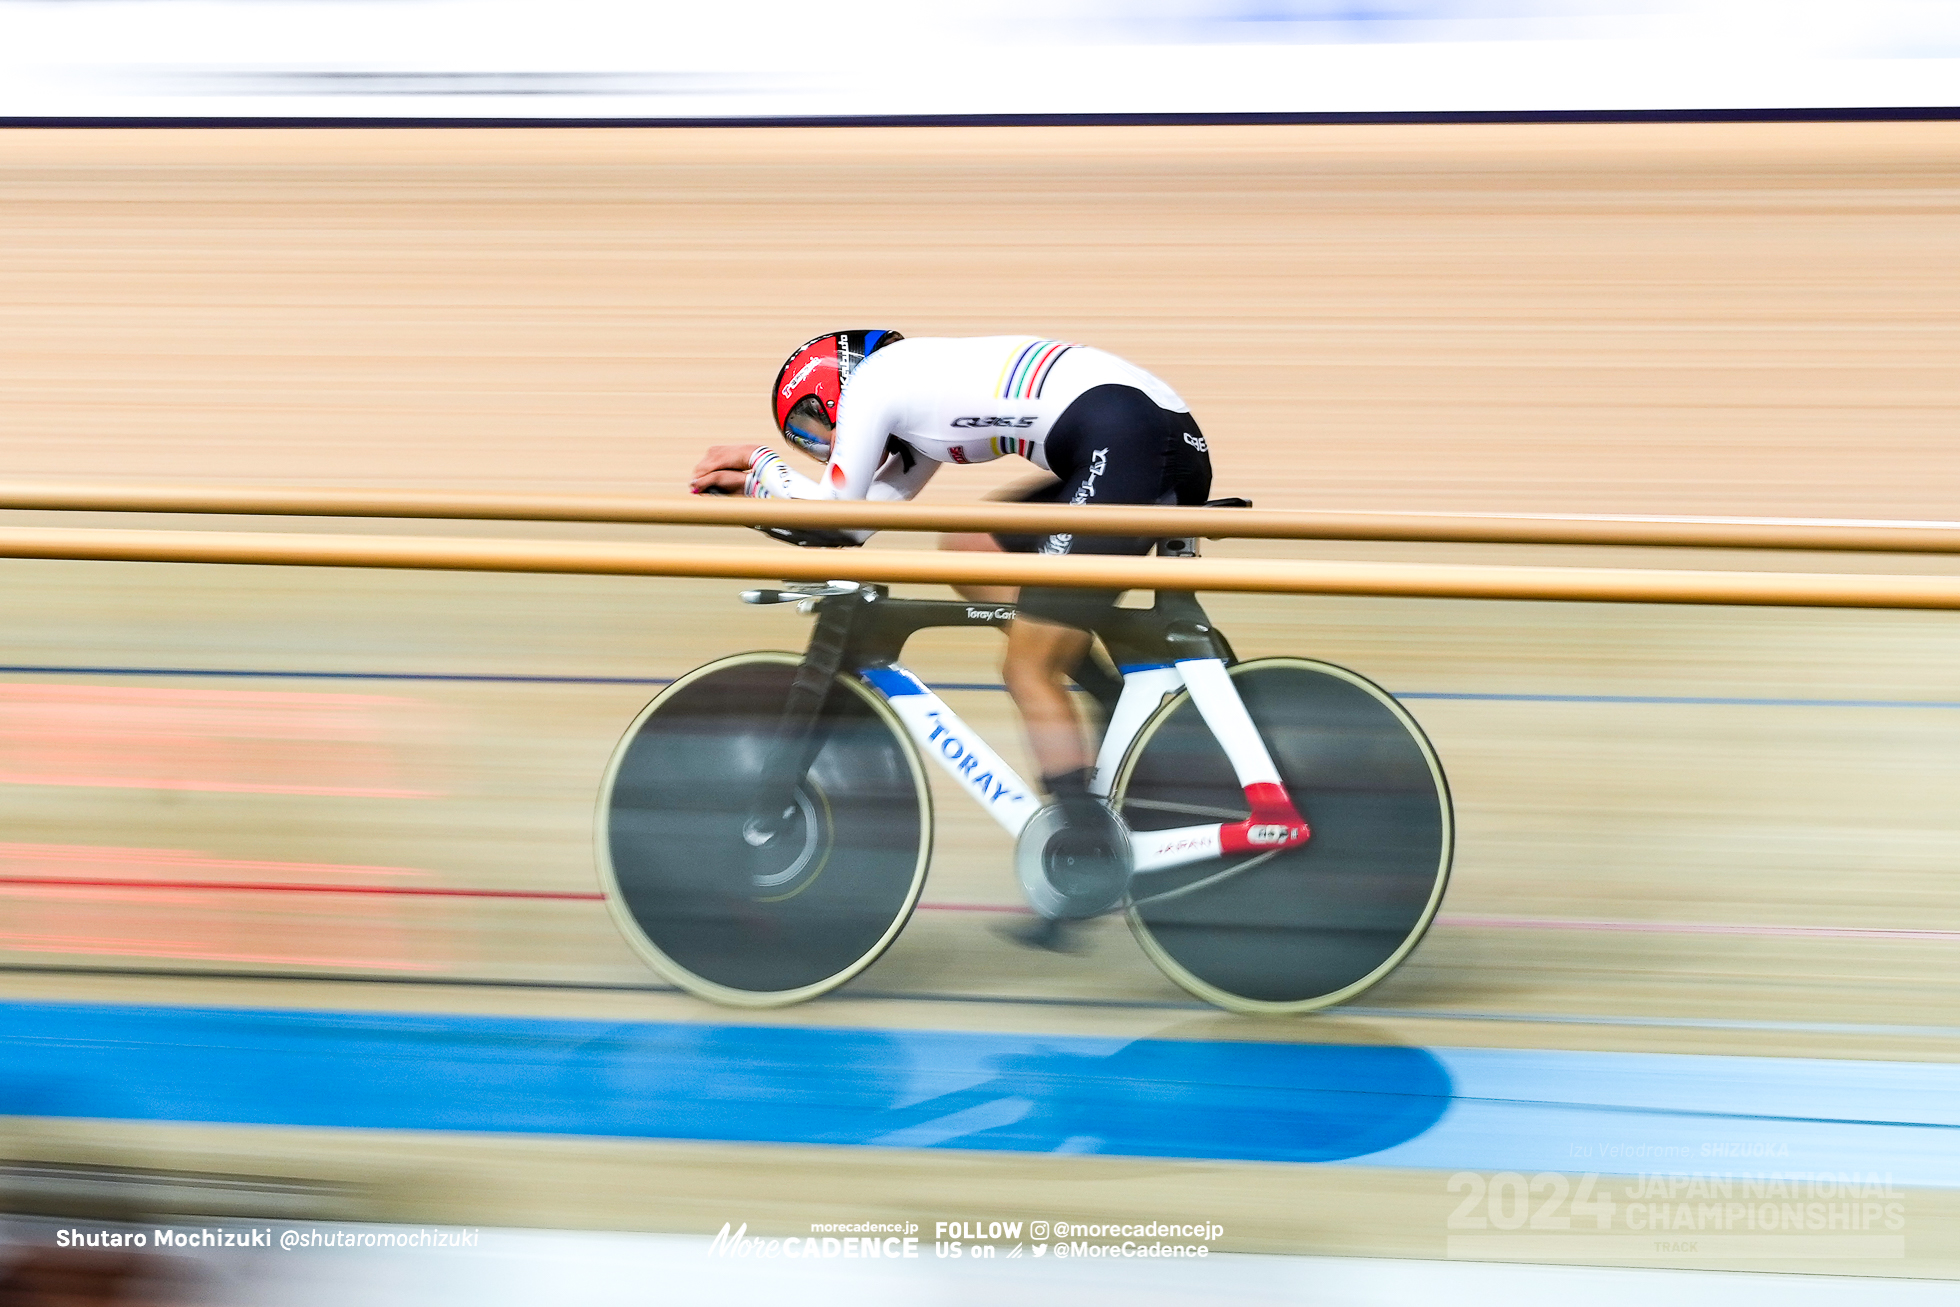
[2,482,1958,554]
[0,523,1956,610]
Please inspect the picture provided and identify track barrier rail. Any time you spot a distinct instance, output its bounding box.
[4,481,1960,555]
[2,523,1960,611]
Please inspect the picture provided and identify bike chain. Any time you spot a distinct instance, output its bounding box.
[1122,847,1285,911]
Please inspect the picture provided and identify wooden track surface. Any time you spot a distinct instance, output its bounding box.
[0,125,1956,1271]
[4,123,1959,514]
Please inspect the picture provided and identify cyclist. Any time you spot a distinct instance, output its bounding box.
[690,331,1226,939]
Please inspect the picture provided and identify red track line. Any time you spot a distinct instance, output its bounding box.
[0,876,604,901]
[0,936,445,971]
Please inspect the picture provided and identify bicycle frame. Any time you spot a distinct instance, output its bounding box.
[747,582,1312,876]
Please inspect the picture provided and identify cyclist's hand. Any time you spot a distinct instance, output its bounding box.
[689,444,762,495]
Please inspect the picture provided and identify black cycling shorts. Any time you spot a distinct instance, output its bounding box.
[991,383,1212,630]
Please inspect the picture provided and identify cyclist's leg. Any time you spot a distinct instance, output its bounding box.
[937,474,1124,718]
[994,391,1199,944]
[940,531,1016,605]
[1004,615,1096,782]
[939,473,1063,605]
[1000,607,1122,947]
[1009,385,1207,796]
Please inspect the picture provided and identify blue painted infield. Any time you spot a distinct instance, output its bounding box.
[3,1001,1959,1183]
[0,1002,1445,1164]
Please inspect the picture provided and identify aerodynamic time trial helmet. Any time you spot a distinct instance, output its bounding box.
[771,329,903,460]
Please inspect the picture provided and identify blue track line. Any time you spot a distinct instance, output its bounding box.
[0,664,1955,710]
[9,964,1960,1042]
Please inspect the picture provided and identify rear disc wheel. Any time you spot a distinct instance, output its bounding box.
[1111,657,1452,1013]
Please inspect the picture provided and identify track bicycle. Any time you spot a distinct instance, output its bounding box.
[596,539,1453,1014]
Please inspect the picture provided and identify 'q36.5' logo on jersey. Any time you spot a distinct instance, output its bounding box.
[950,416,1036,429]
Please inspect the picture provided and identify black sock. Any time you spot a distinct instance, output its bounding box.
[1042,767,1095,801]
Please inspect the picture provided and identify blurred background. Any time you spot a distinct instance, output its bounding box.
[4,0,1960,116]
[1,3,1958,1303]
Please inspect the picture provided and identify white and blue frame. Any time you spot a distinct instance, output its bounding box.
[858,655,1290,875]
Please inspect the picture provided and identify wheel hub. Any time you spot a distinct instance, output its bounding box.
[742,787,823,892]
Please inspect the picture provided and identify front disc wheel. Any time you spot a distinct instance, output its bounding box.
[597,652,933,1006]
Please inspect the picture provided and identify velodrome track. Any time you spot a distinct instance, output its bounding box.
[0,124,1957,1283]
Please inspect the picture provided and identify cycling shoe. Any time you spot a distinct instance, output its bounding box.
[993,914,1089,954]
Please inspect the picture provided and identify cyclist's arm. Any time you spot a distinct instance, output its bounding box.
[743,446,822,500]
[821,397,895,502]
[750,377,935,526]
[708,380,931,542]
[744,443,933,502]
[865,442,938,502]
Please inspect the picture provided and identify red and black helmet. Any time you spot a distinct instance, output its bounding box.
[771,329,903,460]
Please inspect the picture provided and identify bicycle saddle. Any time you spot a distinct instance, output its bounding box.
[1160,496,1252,557]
